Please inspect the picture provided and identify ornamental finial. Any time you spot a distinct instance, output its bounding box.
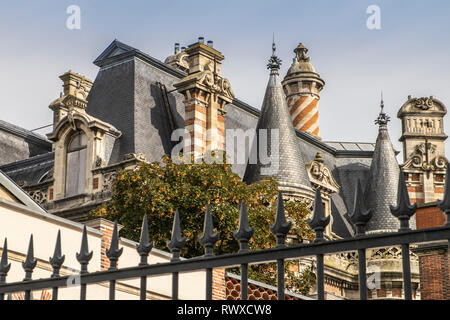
[374,91,390,127]
[294,43,310,62]
[267,36,282,74]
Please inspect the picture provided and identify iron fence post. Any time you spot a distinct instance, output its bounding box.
[316,254,325,300]
[358,248,367,300]
[401,243,412,300]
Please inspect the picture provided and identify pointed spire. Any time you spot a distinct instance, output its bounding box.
[0,239,11,282]
[375,92,390,127]
[22,235,37,281]
[199,204,219,257]
[106,221,123,270]
[365,97,402,233]
[233,202,254,253]
[136,215,153,266]
[167,209,186,262]
[267,37,281,75]
[244,43,313,196]
[438,164,450,225]
[390,170,417,231]
[76,226,93,273]
[347,179,373,236]
[270,191,292,247]
[308,189,330,242]
[49,230,65,278]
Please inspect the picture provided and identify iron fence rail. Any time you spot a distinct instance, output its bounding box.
[1,167,450,300]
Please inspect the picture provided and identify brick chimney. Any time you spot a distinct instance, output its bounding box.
[174,37,234,157]
[85,218,123,271]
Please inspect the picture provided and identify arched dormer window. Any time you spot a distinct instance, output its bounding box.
[65,131,87,197]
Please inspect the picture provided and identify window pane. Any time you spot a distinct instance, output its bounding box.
[66,148,87,197]
[68,132,87,151]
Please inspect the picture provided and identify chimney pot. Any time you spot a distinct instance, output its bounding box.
[174,43,180,54]
[198,37,205,44]
[181,46,186,51]
[207,40,213,48]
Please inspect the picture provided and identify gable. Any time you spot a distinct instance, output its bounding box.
[0,184,20,203]
[0,170,45,213]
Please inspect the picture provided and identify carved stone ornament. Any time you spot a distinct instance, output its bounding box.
[123,153,148,162]
[404,142,447,172]
[412,97,433,110]
[196,61,235,101]
[306,153,340,194]
[102,172,117,192]
[95,156,103,168]
[28,189,48,205]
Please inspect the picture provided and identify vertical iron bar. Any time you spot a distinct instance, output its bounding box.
[206,268,213,300]
[25,290,31,300]
[241,263,248,300]
[80,283,86,300]
[358,248,367,300]
[172,272,179,300]
[277,258,285,300]
[401,243,412,300]
[0,275,5,300]
[109,280,116,300]
[317,254,325,300]
[52,287,58,300]
[140,276,147,300]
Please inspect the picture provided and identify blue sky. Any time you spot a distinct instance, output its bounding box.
[1,0,450,158]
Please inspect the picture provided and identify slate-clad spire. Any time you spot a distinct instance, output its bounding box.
[365,98,406,233]
[244,41,313,197]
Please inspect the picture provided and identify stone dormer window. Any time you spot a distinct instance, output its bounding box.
[65,131,87,197]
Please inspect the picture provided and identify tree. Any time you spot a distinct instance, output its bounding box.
[91,155,315,294]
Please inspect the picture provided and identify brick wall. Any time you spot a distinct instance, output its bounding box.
[415,204,446,229]
[414,203,449,300]
[212,268,226,300]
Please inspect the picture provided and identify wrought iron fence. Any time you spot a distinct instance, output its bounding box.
[1,168,450,300]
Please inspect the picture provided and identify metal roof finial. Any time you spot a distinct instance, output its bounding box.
[267,34,282,74]
[375,91,390,127]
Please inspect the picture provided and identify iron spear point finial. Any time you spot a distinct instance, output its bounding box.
[347,179,372,237]
[199,204,219,257]
[22,234,37,281]
[137,215,153,266]
[0,239,11,281]
[267,36,282,74]
[375,92,390,126]
[390,170,417,231]
[76,225,93,274]
[438,164,450,225]
[270,191,292,248]
[167,209,186,262]
[49,230,65,278]
[233,202,254,253]
[308,189,330,243]
[106,221,123,271]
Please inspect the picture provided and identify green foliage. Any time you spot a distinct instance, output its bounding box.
[90,154,315,294]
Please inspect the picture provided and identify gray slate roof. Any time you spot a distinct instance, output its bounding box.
[364,120,401,233]
[243,67,312,192]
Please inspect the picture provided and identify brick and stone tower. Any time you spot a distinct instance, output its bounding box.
[282,43,325,138]
[244,42,314,202]
[398,96,448,204]
[174,38,234,157]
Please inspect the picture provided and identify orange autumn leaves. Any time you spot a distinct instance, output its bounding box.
[91,154,313,258]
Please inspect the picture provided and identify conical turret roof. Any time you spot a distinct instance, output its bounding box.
[365,99,401,233]
[243,42,312,194]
